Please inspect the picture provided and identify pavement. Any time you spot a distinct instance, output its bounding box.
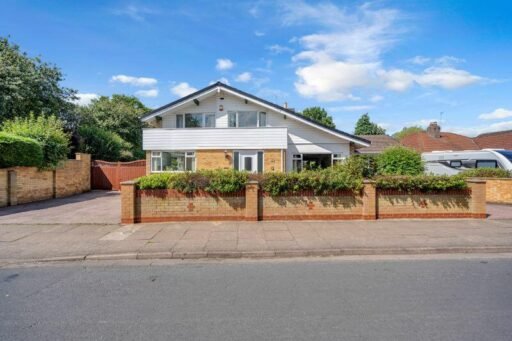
[2,255,512,340]
[0,191,512,264]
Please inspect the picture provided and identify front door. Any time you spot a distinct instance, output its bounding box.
[238,151,258,173]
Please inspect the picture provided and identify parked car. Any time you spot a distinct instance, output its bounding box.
[422,149,512,175]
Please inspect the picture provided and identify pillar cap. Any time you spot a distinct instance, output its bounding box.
[120,180,137,185]
[247,180,259,185]
[466,178,486,184]
[363,179,376,184]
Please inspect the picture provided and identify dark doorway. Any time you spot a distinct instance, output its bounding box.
[302,154,331,170]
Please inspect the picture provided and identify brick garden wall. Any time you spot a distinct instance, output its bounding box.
[483,178,512,204]
[121,179,487,223]
[0,153,91,207]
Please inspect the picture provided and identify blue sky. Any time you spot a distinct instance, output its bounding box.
[2,0,512,136]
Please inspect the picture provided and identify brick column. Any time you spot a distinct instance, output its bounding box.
[7,170,17,206]
[245,180,259,221]
[145,151,151,175]
[362,180,377,220]
[467,178,486,218]
[121,181,137,224]
[75,153,91,192]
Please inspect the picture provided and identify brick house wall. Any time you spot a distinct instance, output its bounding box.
[196,150,233,170]
[484,178,512,204]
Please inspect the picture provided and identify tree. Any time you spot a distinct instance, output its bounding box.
[0,37,76,123]
[301,107,335,128]
[77,125,132,161]
[79,95,149,159]
[376,146,424,175]
[392,126,425,140]
[354,113,386,135]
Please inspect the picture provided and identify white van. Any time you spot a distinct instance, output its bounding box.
[422,149,512,175]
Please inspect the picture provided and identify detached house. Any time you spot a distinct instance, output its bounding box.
[141,82,370,173]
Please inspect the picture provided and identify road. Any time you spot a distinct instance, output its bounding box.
[1,256,512,340]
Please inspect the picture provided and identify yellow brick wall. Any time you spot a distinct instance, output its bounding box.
[0,169,7,207]
[264,149,283,172]
[146,151,151,175]
[196,150,233,170]
[485,178,512,204]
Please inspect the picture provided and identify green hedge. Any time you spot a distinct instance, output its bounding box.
[375,175,468,192]
[376,146,424,176]
[137,169,249,194]
[260,168,363,195]
[0,132,44,168]
[458,168,511,178]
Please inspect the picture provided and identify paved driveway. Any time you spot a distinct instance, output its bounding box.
[0,191,120,225]
[487,204,512,220]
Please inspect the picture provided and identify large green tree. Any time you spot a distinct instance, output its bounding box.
[301,107,336,128]
[354,113,386,135]
[0,37,76,123]
[79,95,149,159]
[392,126,425,140]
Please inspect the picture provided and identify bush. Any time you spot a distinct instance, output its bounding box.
[260,168,363,196]
[337,155,377,178]
[0,132,43,168]
[78,125,132,161]
[458,168,511,178]
[137,170,249,194]
[376,146,424,176]
[375,175,468,192]
[1,114,69,169]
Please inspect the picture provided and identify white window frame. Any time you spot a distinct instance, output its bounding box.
[292,154,303,172]
[176,113,216,128]
[228,111,267,128]
[150,151,196,172]
[332,153,345,166]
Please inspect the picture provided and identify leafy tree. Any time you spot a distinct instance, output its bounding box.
[392,126,424,140]
[0,37,76,123]
[376,146,424,176]
[77,125,132,161]
[79,95,149,159]
[1,114,69,168]
[301,107,335,128]
[354,113,386,135]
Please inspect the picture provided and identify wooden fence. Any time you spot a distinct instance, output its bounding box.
[91,160,146,191]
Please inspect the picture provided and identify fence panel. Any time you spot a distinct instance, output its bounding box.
[91,160,146,190]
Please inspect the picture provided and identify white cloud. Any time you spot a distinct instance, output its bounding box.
[72,93,99,106]
[216,58,234,71]
[135,88,159,98]
[479,108,512,120]
[378,69,416,91]
[267,44,294,54]
[110,74,157,87]
[447,121,512,137]
[408,56,430,65]
[254,30,265,37]
[170,82,197,97]
[435,55,465,66]
[256,88,289,100]
[416,67,481,89]
[235,72,252,83]
[370,95,384,102]
[112,5,157,21]
[209,77,230,85]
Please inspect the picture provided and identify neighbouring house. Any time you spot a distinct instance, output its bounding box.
[473,130,512,150]
[355,135,399,154]
[141,82,370,173]
[401,122,479,153]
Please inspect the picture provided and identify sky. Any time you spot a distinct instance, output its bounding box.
[2,0,512,136]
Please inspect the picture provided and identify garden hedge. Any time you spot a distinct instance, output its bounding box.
[0,132,44,168]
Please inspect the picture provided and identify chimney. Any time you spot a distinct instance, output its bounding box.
[427,121,441,138]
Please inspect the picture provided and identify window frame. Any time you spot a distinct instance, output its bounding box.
[332,153,345,166]
[176,113,216,128]
[150,151,196,173]
[476,159,498,169]
[292,154,303,172]
[227,111,267,128]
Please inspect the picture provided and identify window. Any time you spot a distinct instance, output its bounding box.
[332,154,345,166]
[292,154,303,172]
[450,160,462,168]
[243,157,253,171]
[228,111,267,127]
[176,113,215,128]
[151,151,195,172]
[476,160,498,169]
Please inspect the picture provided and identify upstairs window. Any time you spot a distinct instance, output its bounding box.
[228,111,267,127]
[176,113,216,128]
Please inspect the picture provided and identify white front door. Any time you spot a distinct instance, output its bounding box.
[238,151,258,173]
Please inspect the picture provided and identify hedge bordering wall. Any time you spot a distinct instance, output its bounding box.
[0,153,91,207]
[121,179,486,223]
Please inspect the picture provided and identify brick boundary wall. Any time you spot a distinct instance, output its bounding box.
[120,179,486,223]
[481,178,512,204]
[0,153,91,207]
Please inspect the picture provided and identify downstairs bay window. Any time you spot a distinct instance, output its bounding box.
[151,151,196,172]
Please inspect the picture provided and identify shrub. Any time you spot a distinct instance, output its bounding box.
[137,170,249,194]
[1,114,69,169]
[458,168,511,178]
[260,168,363,196]
[0,132,43,168]
[78,125,132,161]
[337,155,377,178]
[376,146,424,176]
[375,175,468,192]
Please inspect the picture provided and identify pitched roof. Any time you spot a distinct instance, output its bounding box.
[473,130,512,150]
[141,81,370,146]
[400,132,480,152]
[355,135,399,154]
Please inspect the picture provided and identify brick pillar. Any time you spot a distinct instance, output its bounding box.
[467,178,486,218]
[121,181,137,224]
[145,151,151,175]
[362,180,377,220]
[7,170,17,206]
[75,153,91,192]
[245,180,259,221]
